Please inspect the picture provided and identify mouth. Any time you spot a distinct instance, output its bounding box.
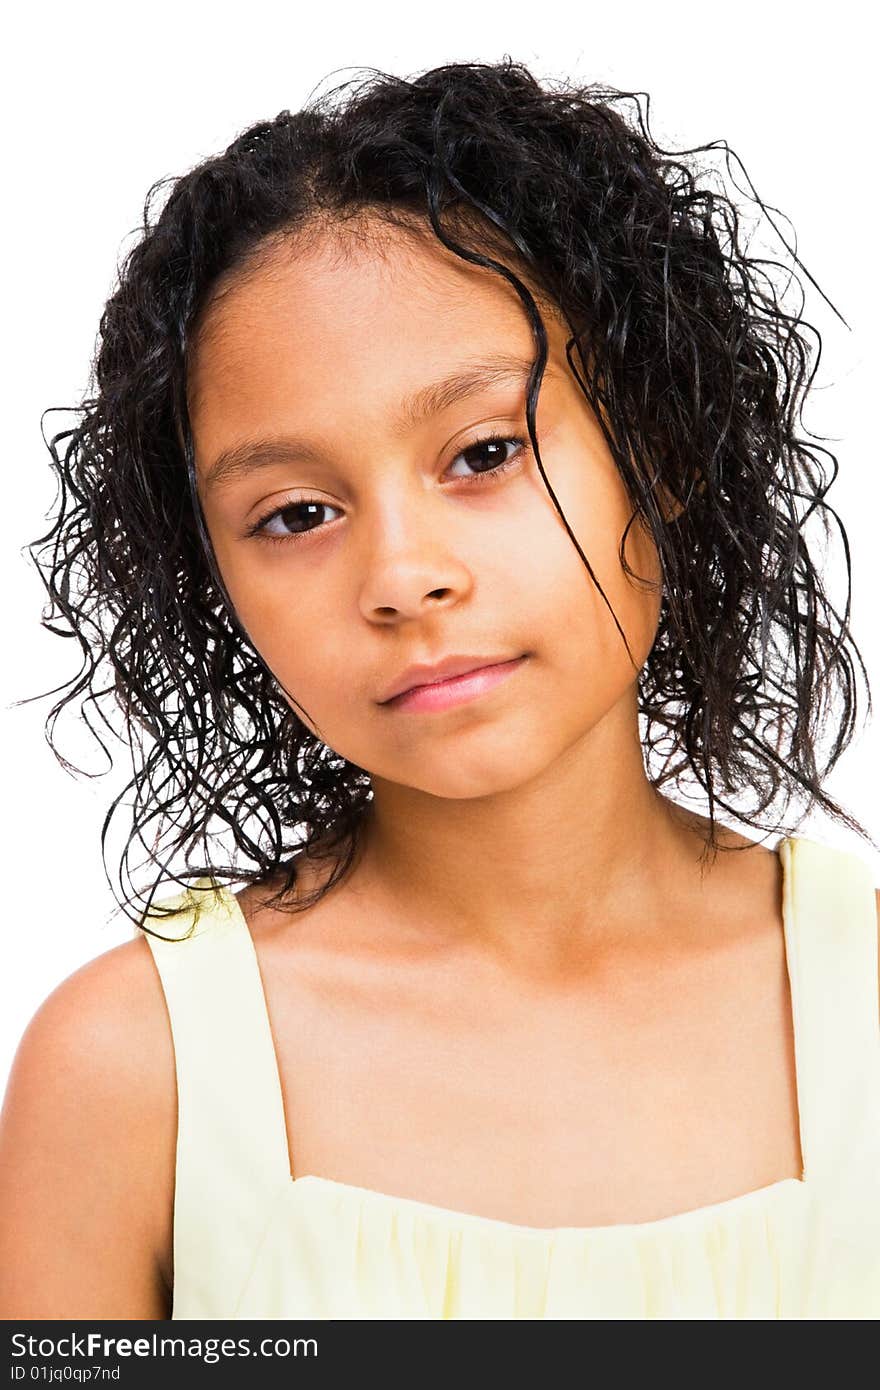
[381,655,529,714]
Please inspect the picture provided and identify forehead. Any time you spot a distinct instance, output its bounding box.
[186,217,567,430]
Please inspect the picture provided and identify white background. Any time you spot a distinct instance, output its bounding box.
[2,1,877,1096]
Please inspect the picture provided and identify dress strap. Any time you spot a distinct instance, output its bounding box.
[779,835,880,1183]
[139,879,291,1318]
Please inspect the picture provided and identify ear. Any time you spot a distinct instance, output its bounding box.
[655,480,686,525]
[656,472,706,524]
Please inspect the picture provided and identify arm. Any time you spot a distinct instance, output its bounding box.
[0,937,176,1319]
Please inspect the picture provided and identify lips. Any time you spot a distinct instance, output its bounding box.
[378,654,524,704]
[385,657,528,713]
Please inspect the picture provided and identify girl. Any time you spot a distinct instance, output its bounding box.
[1,59,878,1321]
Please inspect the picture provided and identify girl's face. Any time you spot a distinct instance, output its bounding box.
[188,218,666,800]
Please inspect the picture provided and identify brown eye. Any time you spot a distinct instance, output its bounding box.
[445,435,526,482]
[247,433,528,548]
[249,498,340,544]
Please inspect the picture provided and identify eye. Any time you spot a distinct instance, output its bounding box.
[444,433,526,483]
[246,432,528,547]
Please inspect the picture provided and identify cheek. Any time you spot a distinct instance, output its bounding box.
[223,569,301,655]
[539,467,663,675]
[211,550,341,707]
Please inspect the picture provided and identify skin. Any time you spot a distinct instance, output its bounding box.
[187,216,809,1199]
[0,212,877,1319]
[189,216,696,961]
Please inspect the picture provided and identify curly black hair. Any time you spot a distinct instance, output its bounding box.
[18,57,876,934]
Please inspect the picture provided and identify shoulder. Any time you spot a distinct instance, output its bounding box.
[0,935,176,1317]
[5,933,175,1102]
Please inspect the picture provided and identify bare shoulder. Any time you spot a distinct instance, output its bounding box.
[0,934,176,1318]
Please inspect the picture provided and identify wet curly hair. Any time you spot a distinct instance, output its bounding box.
[19,57,876,932]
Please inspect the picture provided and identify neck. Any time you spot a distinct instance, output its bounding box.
[356,695,729,974]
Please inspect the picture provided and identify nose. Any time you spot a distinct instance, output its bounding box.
[360,555,470,622]
[357,504,473,623]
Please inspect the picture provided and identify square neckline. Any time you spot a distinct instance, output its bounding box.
[223,834,810,1237]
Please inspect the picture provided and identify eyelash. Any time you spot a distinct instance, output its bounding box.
[245,433,529,547]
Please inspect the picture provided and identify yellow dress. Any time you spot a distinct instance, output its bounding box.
[139,834,880,1319]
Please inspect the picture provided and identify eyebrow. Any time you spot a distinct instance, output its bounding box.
[202,352,551,494]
